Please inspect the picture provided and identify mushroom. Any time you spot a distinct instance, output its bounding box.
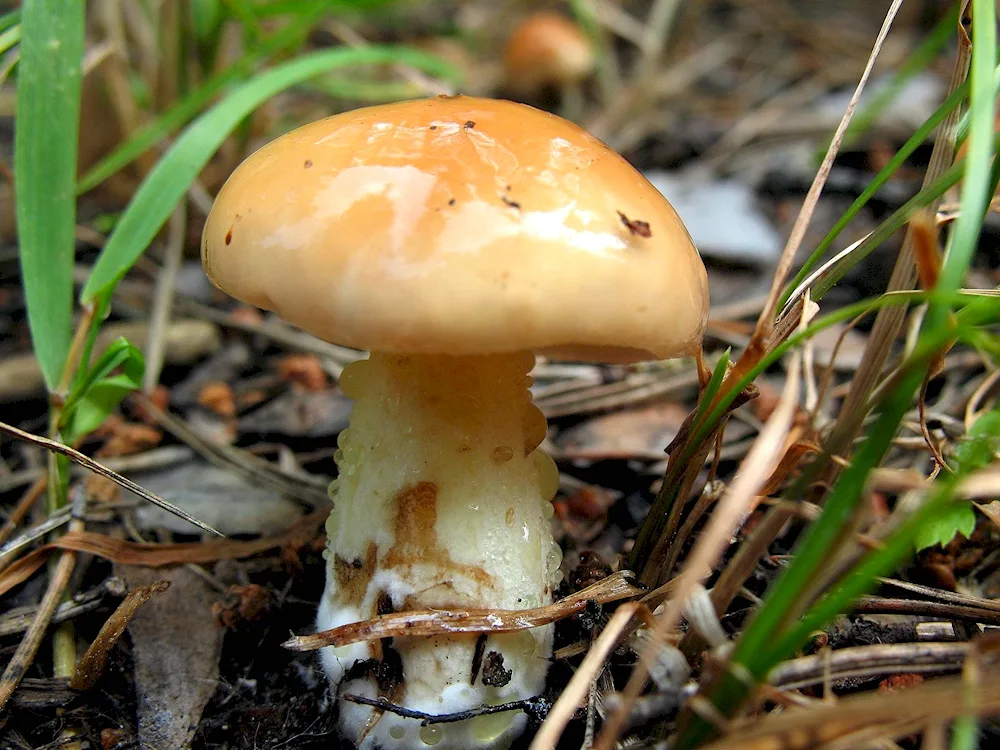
[502,12,594,115]
[201,95,708,749]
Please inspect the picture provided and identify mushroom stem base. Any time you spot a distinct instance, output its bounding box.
[318,352,560,749]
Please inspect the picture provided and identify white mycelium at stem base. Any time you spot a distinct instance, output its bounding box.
[318,351,562,749]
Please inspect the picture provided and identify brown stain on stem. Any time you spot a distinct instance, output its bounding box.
[382,482,491,590]
[334,542,377,607]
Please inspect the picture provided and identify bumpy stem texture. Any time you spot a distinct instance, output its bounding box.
[318,352,560,749]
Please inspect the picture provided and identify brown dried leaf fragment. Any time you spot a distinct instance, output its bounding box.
[197,381,236,418]
[71,579,171,691]
[95,417,163,458]
[0,511,326,597]
[212,583,276,629]
[277,353,328,391]
[617,211,651,238]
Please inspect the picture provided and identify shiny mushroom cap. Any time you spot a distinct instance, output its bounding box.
[202,96,708,364]
[503,12,595,95]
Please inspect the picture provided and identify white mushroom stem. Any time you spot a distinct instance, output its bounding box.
[318,351,561,749]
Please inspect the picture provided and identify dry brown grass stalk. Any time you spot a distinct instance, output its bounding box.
[703,670,1000,750]
[594,315,809,750]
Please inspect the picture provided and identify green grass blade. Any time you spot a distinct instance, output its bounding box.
[671,363,931,750]
[222,0,263,42]
[15,0,84,391]
[629,290,930,571]
[0,23,20,55]
[929,0,996,330]
[807,129,1000,302]
[670,288,989,479]
[839,5,959,149]
[808,158,964,298]
[303,76,425,102]
[738,371,931,669]
[773,407,1000,662]
[0,10,21,32]
[249,0,400,16]
[0,9,20,34]
[75,6,326,195]
[691,349,730,424]
[671,299,1000,749]
[951,716,980,750]
[190,0,226,46]
[81,45,459,304]
[781,78,972,307]
[736,295,997,627]
[784,62,1000,309]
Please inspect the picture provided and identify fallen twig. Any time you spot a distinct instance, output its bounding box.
[0,577,128,638]
[703,670,1000,750]
[0,549,78,715]
[0,475,46,546]
[530,602,654,750]
[341,693,550,726]
[769,642,968,690]
[0,420,223,536]
[284,571,644,651]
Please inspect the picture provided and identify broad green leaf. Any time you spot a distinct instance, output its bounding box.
[954,409,1000,472]
[61,336,145,430]
[915,407,999,550]
[62,374,142,442]
[15,0,84,391]
[914,503,976,550]
[81,45,458,304]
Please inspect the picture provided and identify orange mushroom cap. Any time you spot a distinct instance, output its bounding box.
[202,96,708,364]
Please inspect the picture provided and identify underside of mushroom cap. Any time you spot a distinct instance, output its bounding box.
[202,96,708,363]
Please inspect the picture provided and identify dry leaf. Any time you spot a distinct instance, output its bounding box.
[118,566,224,749]
[0,512,325,597]
[975,500,1000,530]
